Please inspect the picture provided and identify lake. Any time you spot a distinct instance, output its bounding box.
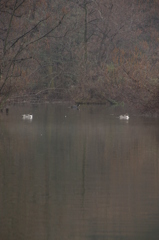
[0,104,159,240]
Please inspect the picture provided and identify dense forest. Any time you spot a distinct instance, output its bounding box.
[0,0,159,113]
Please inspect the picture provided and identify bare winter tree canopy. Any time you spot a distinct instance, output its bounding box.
[0,0,159,113]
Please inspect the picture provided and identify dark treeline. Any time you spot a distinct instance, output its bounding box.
[0,0,159,113]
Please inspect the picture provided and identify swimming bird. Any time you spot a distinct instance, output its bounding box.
[22,114,33,120]
[119,114,129,120]
[70,103,80,110]
[0,108,9,114]
[6,108,9,115]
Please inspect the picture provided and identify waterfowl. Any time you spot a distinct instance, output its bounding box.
[0,108,9,114]
[119,114,129,120]
[70,103,80,110]
[22,114,33,120]
[6,108,9,115]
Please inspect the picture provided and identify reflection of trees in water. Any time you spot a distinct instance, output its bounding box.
[0,105,159,239]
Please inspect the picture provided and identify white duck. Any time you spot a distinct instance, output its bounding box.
[119,114,129,120]
[22,114,33,120]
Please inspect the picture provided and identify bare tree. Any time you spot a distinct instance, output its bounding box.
[0,0,66,104]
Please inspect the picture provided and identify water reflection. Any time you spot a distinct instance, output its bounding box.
[0,104,159,240]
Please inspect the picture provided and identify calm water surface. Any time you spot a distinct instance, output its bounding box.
[0,104,159,240]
